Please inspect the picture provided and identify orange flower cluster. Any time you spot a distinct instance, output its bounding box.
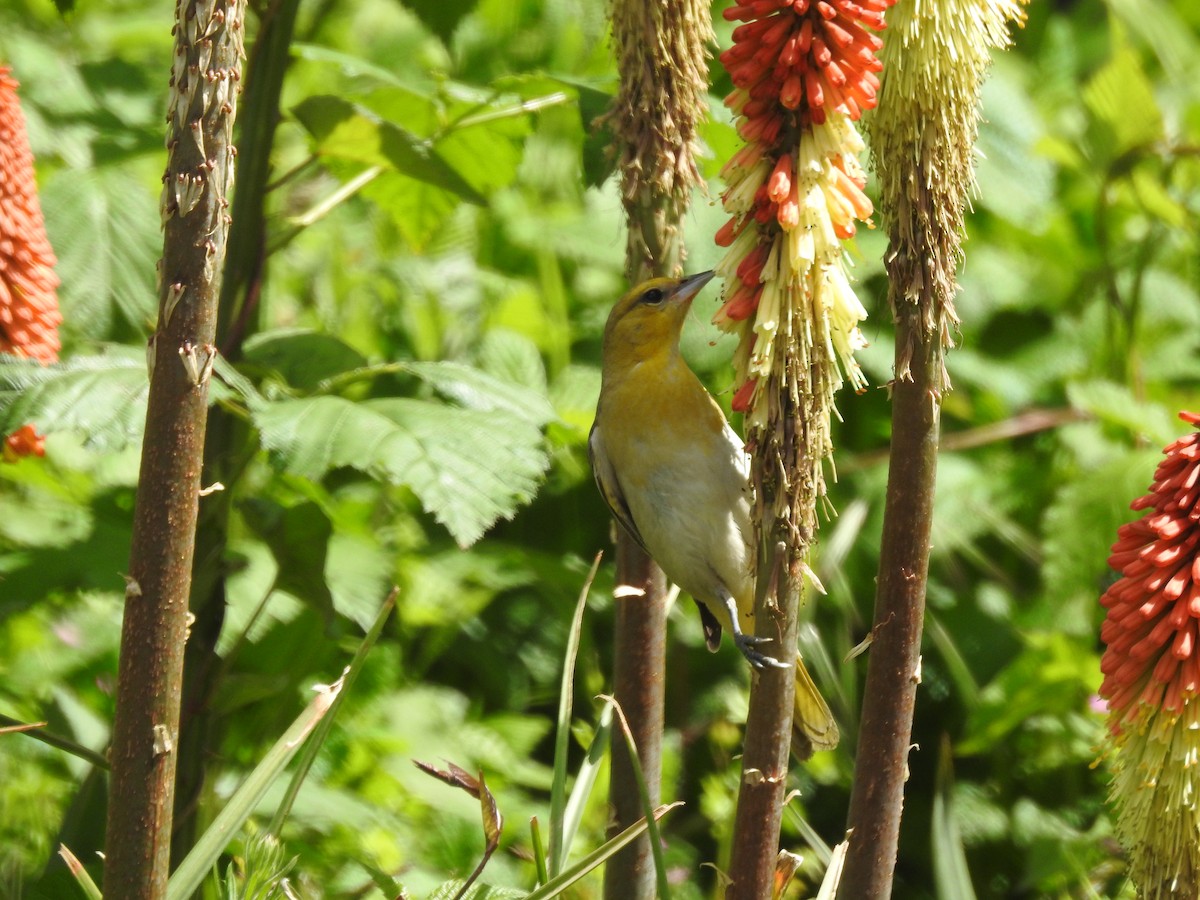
[721,0,888,128]
[3,423,45,462]
[0,67,61,363]
[715,0,891,412]
[1100,411,1200,728]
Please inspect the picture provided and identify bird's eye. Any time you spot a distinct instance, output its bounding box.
[640,288,665,305]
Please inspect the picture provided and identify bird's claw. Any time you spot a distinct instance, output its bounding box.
[734,633,790,670]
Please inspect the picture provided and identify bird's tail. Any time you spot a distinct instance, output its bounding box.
[792,655,839,760]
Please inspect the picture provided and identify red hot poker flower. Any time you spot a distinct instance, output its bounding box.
[0,67,61,363]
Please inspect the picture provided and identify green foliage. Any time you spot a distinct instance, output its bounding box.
[0,0,1198,898]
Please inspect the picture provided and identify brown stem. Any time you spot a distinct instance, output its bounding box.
[171,0,299,870]
[839,311,940,900]
[726,539,797,900]
[103,1,244,897]
[604,531,668,900]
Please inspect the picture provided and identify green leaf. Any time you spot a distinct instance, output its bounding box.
[435,108,529,195]
[1065,380,1179,446]
[403,359,555,425]
[253,395,549,546]
[933,739,978,900]
[241,329,368,392]
[958,634,1098,756]
[1082,46,1164,156]
[1040,446,1163,635]
[477,329,549,396]
[402,0,479,44]
[525,803,682,900]
[293,95,485,203]
[0,350,148,451]
[360,169,460,249]
[41,169,159,341]
[240,499,336,620]
[425,882,525,900]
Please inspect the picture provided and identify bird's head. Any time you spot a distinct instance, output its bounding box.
[601,271,715,365]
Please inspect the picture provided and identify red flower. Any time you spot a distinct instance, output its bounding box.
[1100,411,1200,727]
[1099,411,1200,896]
[721,0,889,128]
[0,67,61,364]
[3,423,45,462]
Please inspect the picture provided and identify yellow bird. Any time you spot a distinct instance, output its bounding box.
[589,271,838,755]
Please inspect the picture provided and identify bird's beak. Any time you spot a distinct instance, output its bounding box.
[670,270,715,305]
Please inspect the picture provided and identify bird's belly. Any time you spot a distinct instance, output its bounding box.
[625,469,753,607]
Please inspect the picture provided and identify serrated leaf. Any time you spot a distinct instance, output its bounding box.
[252,395,549,546]
[0,350,148,451]
[478,329,548,395]
[426,882,525,900]
[1082,46,1163,155]
[1040,446,1163,631]
[242,329,368,392]
[1065,379,1178,445]
[293,95,484,203]
[404,360,555,425]
[41,169,159,340]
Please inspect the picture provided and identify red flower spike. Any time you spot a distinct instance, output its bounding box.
[1100,413,1200,733]
[0,68,61,363]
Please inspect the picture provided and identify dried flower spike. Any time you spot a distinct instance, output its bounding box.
[0,68,61,363]
[1099,411,1200,898]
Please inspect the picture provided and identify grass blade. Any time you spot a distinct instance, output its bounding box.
[530,816,548,886]
[526,802,682,900]
[601,695,671,900]
[548,552,602,876]
[267,587,397,835]
[932,735,977,900]
[58,845,102,900]
[560,703,612,861]
[165,676,344,900]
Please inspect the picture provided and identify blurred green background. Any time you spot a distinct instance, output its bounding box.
[1,0,1198,896]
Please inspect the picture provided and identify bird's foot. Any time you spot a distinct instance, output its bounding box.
[734,633,790,671]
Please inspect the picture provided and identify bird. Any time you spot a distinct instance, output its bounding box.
[589,270,839,755]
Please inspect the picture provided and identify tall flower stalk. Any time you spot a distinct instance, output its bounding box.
[714,1,892,895]
[0,67,61,364]
[603,1,711,897]
[1100,411,1200,898]
[839,1,1024,897]
[103,0,245,895]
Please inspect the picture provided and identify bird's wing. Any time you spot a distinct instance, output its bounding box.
[588,423,648,552]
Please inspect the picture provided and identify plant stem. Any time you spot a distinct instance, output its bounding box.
[727,538,798,899]
[604,531,668,900]
[170,0,298,871]
[602,0,708,892]
[839,310,940,899]
[103,1,244,896]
